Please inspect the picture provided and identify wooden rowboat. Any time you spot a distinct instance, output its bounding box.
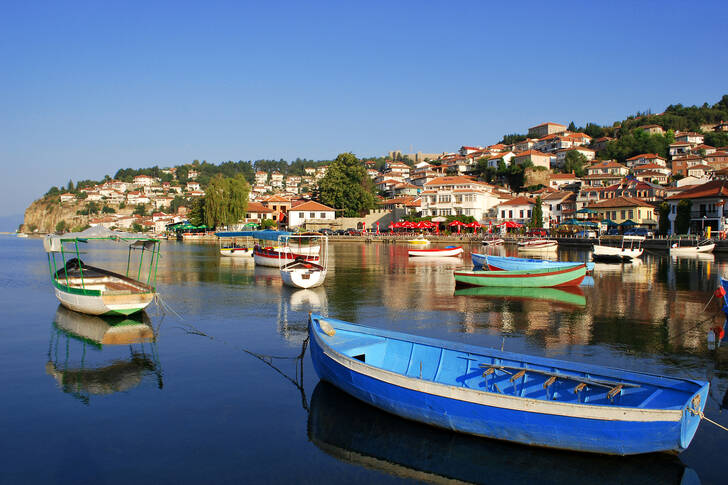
[517,239,558,252]
[408,246,463,258]
[472,253,595,272]
[308,314,709,455]
[454,264,586,288]
[669,240,715,256]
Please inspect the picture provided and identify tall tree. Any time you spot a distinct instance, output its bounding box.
[203,174,250,227]
[317,153,376,217]
[657,202,670,236]
[563,151,588,176]
[675,200,692,235]
[530,197,543,228]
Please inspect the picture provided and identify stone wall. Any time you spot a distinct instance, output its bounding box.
[524,167,551,188]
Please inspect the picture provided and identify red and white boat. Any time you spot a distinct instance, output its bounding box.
[408,246,463,258]
[253,246,319,267]
[517,239,558,252]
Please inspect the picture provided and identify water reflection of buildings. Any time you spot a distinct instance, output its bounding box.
[308,382,699,485]
[46,306,162,404]
[328,243,726,352]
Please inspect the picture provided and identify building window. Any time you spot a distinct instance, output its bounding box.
[621,210,626,219]
[628,210,633,219]
[508,210,513,218]
[309,212,315,218]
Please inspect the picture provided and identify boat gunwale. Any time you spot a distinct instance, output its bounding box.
[53,262,155,296]
[454,264,585,278]
[309,314,707,394]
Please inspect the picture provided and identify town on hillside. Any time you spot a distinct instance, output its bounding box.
[28,100,728,238]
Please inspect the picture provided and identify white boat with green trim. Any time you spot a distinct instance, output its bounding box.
[44,227,161,316]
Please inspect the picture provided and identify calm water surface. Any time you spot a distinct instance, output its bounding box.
[1,236,727,484]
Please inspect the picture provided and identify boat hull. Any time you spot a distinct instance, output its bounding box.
[474,254,595,272]
[281,268,326,289]
[408,247,463,258]
[454,265,586,288]
[669,243,715,256]
[54,285,153,316]
[309,316,708,455]
[592,245,643,261]
[517,240,558,252]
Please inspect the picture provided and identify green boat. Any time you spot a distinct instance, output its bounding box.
[454,286,586,307]
[44,226,161,316]
[453,264,586,288]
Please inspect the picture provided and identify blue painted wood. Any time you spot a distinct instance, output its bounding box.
[472,253,595,272]
[309,314,708,455]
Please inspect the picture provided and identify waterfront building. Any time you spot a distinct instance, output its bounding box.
[588,196,657,229]
[496,196,552,228]
[418,176,504,221]
[665,180,728,234]
[288,201,336,229]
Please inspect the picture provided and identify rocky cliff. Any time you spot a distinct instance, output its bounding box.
[22,198,90,233]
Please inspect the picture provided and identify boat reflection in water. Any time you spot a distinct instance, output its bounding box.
[308,382,700,485]
[454,285,587,308]
[46,306,162,404]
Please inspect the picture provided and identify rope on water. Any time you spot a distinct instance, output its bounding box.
[699,411,728,432]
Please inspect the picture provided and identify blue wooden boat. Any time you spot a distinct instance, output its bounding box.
[309,314,709,455]
[472,253,595,272]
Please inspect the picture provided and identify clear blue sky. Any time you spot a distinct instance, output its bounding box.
[1,0,727,223]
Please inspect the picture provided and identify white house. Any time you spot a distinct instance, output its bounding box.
[133,175,156,186]
[418,176,505,221]
[60,193,75,203]
[287,201,336,228]
[496,196,552,228]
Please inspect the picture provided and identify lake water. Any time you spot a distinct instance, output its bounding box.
[1,235,727,484]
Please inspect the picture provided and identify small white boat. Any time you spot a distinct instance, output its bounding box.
[16,233,28,238]
[280,258,327,289]
[407,237,430,245]
[481,237,504,246]
[279,233,329,289]
[669,240,715,256]
[517,239,558,252]
[593,235,645,261]
[217,234,254,258]
[408,246,463,258]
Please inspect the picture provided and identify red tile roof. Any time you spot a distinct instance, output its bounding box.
[499,196,536,206]
[588,196,654,209]
[289,201,336,212]
[666,180,728,200]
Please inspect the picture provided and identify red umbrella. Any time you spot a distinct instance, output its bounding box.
[504,221,523,228]
[416,221,431,229]
[376,222,380,235]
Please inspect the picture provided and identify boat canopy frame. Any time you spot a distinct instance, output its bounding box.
[44,228,161,294]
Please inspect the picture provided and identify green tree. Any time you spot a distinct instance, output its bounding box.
[202,174,250,227]
[563,151,588,176]
[317,153,377,217]
[86,201,100,215]
[55,220,67,233]
[530,197,543,228]
[188,198,205,226]
[567,121,577,131]
[67,180,74,192]
[260,218,277,229]
[133,204,148,216]
[102,205,116,214]
[131,222,144,233]
[657,202,670,236]
[675,200,692,235]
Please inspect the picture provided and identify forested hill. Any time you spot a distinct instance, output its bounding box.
[501,94,728,164]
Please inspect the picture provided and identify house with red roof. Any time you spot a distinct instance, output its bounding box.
[625,153,667,168]
[665,180,728,234]
[588,197,657,230]
[495,196,552,228]
[288,201,336,228]
[513,150,552,169]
